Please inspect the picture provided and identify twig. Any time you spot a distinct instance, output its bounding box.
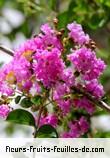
[0,45,14,56]
[98,101,110,112]
[72,87,110,112]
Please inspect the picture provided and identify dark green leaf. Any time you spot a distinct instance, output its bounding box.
[15,95,22,104]
[20,98,33,108]
[31,95,42,105]
[36,124,58,138]
[6,109,35,126]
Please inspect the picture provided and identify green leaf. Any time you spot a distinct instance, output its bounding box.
[88,13,106,29]
[15,95,22,104]
[57,11,68,29]
[6,109,35,126]
[36,124,58,138]
[20,98,33,108]
[31,95,42,105]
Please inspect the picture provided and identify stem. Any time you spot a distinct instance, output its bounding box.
[37,106,43,127]
[33,97,56,138]
[0,45,14,56]
[33,106,43,138]
[44,99,53,107]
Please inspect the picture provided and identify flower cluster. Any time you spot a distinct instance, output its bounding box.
[33,48,65,87]
[61,117,89,138]
[67,22,89,45]
[0,104,11,118]
[0,20,106,138]
[68,47,106,81]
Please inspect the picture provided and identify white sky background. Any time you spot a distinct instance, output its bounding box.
[0,50,12,64]
[0,7,25,65]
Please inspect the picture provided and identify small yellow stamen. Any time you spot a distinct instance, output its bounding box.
[22,50,33,61]
[6,71,16,84]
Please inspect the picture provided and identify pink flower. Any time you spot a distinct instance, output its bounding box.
[0,82,14,96]
[53,83,71,114]
[83,59,106,80]
[68,47,106,80]
[68,121,81,137]
[0,62,13,81]
[79,116,89,134]
[57,99,72,115]
[14,39,36,59]
[86,79,104,99]
[39,114,58,127]
[53,83,70,100]
[61,68,75,87]
[39,23,63,51]
[61,117,89,138]
[0,104,11,118]
[0,57,32,94]
[0,63,15,96]
[33,48,65,87]
[73,97,95,114]
[67,22,89,45]
[41,23,54,34]
[33,23,63,51]
[22,80,32,91]
[61,132,71,138]
[68,47,96,72]
[13,57,31,82]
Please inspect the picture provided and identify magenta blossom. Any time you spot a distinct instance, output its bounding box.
[33,48,65,87]
[85,79,104,99]
[67,22,90,45]
[53,83,72,115]
[61,117,89,138]
[68,47,106,80]
[74,97,95,114]
[39,114,58,127]
[0,105,11,118]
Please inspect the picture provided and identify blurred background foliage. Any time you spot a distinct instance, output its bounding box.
[0,0,110,137]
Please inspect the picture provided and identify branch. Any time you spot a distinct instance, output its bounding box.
[0,45,14,56]
[72,87,110,112]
